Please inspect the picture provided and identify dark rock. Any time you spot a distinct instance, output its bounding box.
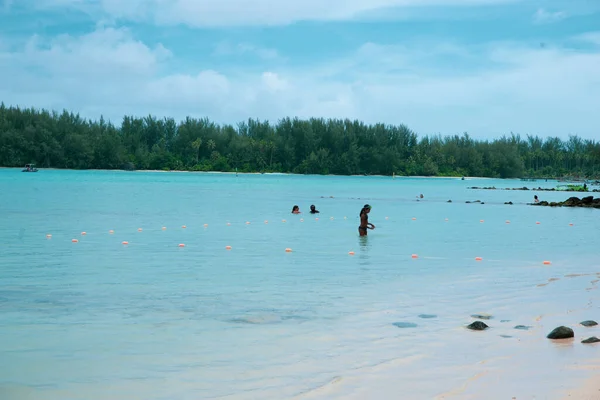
[582,196,594,204]
[581,320,598,327]
[504,201,513,205]
[582,336,600,344]
[500,320,511,323]
[465,201,471,204]
[471,314,493,320]
[447,200,452,203]
[547,326,574,339]
[515,325,531,330]
[467,321,489,331]
[393,322,418,328]
[418,314,437,319]
[480,202,485,205]
[499,334,512,338]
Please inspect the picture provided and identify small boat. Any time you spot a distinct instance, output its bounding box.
[22,164,39,172]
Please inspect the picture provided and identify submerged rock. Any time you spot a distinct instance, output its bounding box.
[467,321,489,331]
[504,201,513,205]
[393,322,418,328]
[500,320,511,323]
[514,325,532,330]
[418,314,437,319]
[582,337,600,344]
[580,320,598,327]
[547,326,574,339]
[471,313,493,320]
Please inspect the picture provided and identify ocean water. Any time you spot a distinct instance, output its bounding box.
[1,169,599,400]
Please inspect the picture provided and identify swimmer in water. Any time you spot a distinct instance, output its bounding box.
[309,204,320,214]
[291,205,301,214]
[358,204,375,236]
[534,195,539,203]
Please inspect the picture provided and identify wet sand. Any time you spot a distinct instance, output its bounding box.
[562,373,600,399]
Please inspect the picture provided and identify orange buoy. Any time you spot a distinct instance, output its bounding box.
[411,254,418,259]
[162,226,167,230]
[81,232,86,235]
[569,223,574,226]
[475,257,483,261]
[178,243,185,247]
[182,225,187,229]
[285,248,292,253]
[543,260,551,265]
[536,221,540,225]
[246,221,250,225]
[46,234,52,239]
[109,230,114,234]
[348,251,355,256]
[412,217,417,221]
[225,245,232,250]
[122,241,129,245]
[138,228,143,232]
[72,239,78,243]
[204,224,208,228]
[227,223,231,226]
[479,220,484,223]
[282,219,286,223]
[315,218,319,221]
[385,216,389,220]
[264,220,268,224]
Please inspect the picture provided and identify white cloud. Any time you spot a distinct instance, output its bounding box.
[1,28,599,139]
[213,42,280,60]
[532,8,567,24]
[32,0,522,26]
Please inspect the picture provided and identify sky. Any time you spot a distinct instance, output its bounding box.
[0,0,599,139]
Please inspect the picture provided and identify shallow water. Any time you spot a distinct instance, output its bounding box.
[1,170,599,400]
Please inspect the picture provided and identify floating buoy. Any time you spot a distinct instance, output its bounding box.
[300,218,304,222]
[412,218,417,221]
[246,221,250,225]
[72,239,78,243]
[385,216,389,220]
[506,220,510,224]
[81,232,86,236]
[475,257,483,261]
[315,218,319,221]
[109,230,114,234]
[411,254,418,259]
[348,251,355,256]
[46,234,52,239]
[162,227,167,230]
[536,221,540,225]
[225,245,232,250]
[122,241,128,245]
[330,217,334,220]
[282,219,286,223]
[264,220,268,224]
[479,220,484,223]
[138,228,143,232]
[445,218,449,221]
[569,223,574,226]
[182,225,187,229]
[543,261,551,265]
[285,248,292,253]
[204,224,208,228]
[178,243,185,247]
[227,223,231,226]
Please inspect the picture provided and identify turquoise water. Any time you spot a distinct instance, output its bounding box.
[1,170,599,399]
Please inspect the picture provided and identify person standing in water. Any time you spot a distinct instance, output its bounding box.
[358,204,375,236]
[309,205,320,214]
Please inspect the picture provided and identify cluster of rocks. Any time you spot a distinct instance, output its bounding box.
[466,315,599,344]
[531,196,600,209]
[468,186,599,192]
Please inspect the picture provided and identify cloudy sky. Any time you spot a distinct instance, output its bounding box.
[1,0,599,139]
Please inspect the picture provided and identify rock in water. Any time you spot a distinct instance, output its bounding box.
[471,313,493,320]
[514,325,531,330]
[467,321,489,331]
[582,337,600,344]
[393,322,418,328]
[580,320,598,327]
[547,326,574,339]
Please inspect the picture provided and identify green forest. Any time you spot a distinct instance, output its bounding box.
[1,103,599,178]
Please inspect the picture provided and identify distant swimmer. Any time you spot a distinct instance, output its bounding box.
[291,205,301,214]
[309,205,320,214]
[358,204,375,236]
[534,195,540,203]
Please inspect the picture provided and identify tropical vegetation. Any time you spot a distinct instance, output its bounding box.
[1,103,599,178]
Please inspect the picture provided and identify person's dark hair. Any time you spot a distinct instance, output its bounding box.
[360,204,371,217]
[292,205,299,212]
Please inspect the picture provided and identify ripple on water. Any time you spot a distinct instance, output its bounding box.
[393,322,418,328]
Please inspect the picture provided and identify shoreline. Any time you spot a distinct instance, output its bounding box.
[562,373,600,399]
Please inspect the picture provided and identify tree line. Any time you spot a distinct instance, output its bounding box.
[1,103,599,178]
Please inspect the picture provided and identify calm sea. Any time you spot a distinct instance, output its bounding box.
[1,170,599,400]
